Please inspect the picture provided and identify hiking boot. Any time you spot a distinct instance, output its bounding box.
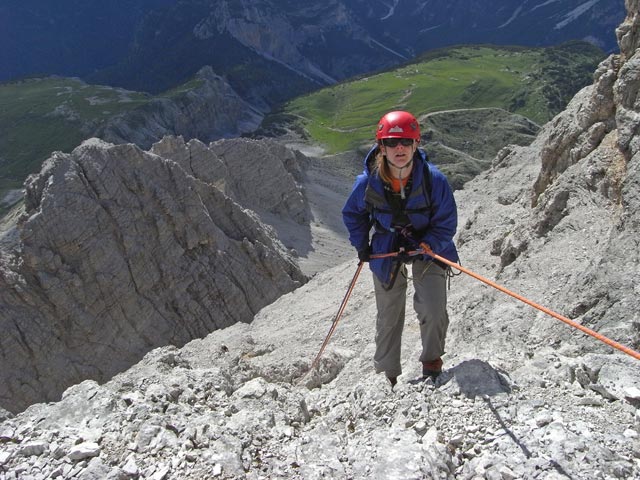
[387,376,398,388]
[422,357,443,381]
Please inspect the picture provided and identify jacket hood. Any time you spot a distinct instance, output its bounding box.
[363,144,378,174]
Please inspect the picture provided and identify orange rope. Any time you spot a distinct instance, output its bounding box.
[419,243,640,361]
[305,261,365,377]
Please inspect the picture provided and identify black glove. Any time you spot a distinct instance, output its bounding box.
[397,249,413,263]
[357,246,371,263]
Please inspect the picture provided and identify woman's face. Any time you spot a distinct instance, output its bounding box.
[381,137,416,169]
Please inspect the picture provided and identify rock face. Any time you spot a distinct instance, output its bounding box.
[0,137,306,413]
[151,136,309,224]
[98,67,263,149]
[450,0,640,361]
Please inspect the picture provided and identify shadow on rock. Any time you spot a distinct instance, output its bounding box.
[438,359,512,398]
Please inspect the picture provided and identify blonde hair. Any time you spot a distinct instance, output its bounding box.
[374,146,394,184]
[373,142,417,184]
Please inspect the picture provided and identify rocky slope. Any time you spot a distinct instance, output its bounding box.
[97,67,263,149]
[0,265,637,479]
[0,137,307,414]
[422,108,541,189]
[451,0,640,361]
[1,2,639,479]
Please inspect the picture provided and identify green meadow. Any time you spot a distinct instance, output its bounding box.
[277,42,602,154]
[0,77,149,187]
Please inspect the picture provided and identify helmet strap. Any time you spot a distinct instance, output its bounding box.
[385,156,413,200]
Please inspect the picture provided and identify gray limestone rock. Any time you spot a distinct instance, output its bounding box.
[152,135,309,225]
[0,138,306,413]
[97,66,263,149]
[68,442,101,461]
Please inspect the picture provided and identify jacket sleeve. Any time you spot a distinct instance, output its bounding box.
[342,174,372,252]
[421,167,457,254]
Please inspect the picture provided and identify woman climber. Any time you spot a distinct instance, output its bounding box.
[342,110,459,387]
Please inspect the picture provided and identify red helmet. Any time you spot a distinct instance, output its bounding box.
[376,111,420,141]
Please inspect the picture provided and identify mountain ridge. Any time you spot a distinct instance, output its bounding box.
[1,0,625,100]
[0,136,309,413]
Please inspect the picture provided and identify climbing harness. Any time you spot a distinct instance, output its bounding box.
[416,242,640,362]
[369,248,423,260]
[303,261,365,380]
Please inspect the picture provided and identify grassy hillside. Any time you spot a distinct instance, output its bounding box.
[0,76,215,215]
[421,108,540,189]
[0,77,149,186]
[266,42,603,154]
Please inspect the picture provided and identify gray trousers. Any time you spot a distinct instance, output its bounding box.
[372,260,449,378]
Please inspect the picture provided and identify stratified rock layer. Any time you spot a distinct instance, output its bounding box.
[0,138,306,413]
[455,0,640,358]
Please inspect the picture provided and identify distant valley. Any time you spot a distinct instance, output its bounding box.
[1,0,624,96]
[0,0,622,214]
[0,42,604,214]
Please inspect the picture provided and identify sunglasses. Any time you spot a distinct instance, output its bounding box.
[381,138,414,147]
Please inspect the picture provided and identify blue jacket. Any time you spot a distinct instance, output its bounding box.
[342,145,459,286]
